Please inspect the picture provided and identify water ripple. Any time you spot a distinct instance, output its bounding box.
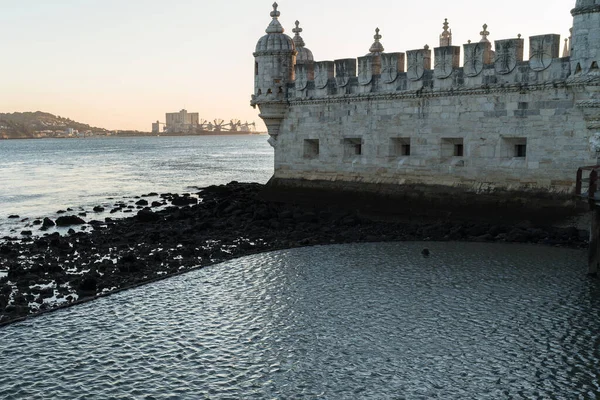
[0,242,597,399]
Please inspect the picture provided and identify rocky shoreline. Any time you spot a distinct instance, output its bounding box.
[0,182,589,327]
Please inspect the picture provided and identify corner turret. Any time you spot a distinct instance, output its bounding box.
[252,3,296,147]
[570,0,600,75]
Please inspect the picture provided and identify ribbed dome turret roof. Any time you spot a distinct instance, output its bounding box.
[255,3,295,53]
[293,21,314,64]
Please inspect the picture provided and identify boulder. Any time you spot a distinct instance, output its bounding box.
[42,218,56,228]
[55,216,86,226]
[137,210,160,222]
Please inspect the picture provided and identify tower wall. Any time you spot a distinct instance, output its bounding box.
[253,2,600,202]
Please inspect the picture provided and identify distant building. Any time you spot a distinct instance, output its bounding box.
[165,109,199,133]
[152,121,161,134]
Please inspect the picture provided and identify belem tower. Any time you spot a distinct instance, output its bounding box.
[251,1,600,207]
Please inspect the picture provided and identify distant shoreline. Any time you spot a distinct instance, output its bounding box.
[0,132,267,140]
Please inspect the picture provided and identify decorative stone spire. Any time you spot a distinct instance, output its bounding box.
[293,20,314,65]
[563,38,570,57]
[480,24,490,43]
[266,2,284,34]
[293,20,305,48]
[368,28,385,55]
[440,19,452,47]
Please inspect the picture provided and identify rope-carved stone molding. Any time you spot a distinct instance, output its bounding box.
[288,82,572,106]
[576,100,600,108]
[571,5,600,16]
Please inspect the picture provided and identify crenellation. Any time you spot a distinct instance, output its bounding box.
[252,2,600,196]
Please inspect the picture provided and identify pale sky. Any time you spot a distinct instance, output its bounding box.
[0,0,574,131]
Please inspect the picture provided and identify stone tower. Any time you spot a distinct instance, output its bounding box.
[252,3,296,147]
[571,0,600,74]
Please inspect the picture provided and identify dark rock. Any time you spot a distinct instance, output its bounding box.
[137,210,160,222]
[506,228,530,243]
[8,215,19,219]
[135,199,149,206]
[56,210,66,214]
[172,196,198,206]
[42,218,56,228]
[93,206,105,213]
[55,216,86,226]
[474,234,494,242]
[20,231,32,236]
[78,276,97,296]
[151,201,162,208]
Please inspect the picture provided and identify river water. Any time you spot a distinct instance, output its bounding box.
[0,242,596,398]
[0,135,273,236]
[1,137,599,398]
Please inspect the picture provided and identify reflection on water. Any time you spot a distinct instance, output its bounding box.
[0,242,598,399]
[0,136,273,220]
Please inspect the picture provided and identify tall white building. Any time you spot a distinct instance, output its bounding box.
[165,109,199,133]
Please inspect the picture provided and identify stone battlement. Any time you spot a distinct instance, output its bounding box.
[251,2,600,203]
[291,32,573,103]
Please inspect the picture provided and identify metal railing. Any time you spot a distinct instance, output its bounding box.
[576,166,600,203]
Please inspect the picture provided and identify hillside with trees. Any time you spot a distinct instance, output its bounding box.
[0,112,109,139]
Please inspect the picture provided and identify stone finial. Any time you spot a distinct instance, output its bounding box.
[563,38,570,57]
[480,24,490,43]
[266,2,284,34]
[368,28,385,55]
[440,18,452,47]
[424,44,430,50]
[518,34,522,39]
[293,20,305,48]
[271,2,280,18]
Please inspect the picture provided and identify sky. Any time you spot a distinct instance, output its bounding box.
[0,0,574,131]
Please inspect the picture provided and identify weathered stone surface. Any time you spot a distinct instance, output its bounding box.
[252,2,600,198]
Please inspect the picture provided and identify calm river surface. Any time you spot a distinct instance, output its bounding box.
[1,242,597,399]
[0,135,273,235]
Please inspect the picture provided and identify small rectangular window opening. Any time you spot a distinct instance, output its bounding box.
[515,144,527,158]
[454,144,464,157]
[502,137,527,159]
[303,139,320,159]
[343,138,363,158]
[441,138,464,158]
[390,138,411,157]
